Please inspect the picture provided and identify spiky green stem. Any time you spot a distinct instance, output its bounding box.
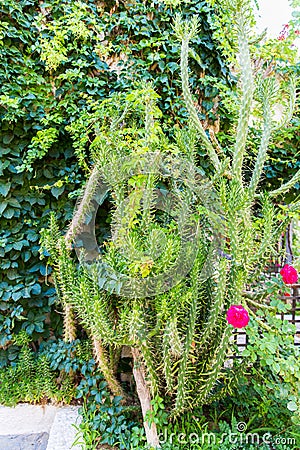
[231,10,254,183]
[198,259,227,348]
[174,287,198,413]
[248,104,272,198]
[92,335,127,400]
[180,36,221,171]
[129,300,160,396]
[63,304,76,342]
[65,165,102,244]
[245,296,275,310]
[269,169,300,198]
[145,97,154,146]
[162,317,182,393]
[196,323,232,403]
[274,75,297,130]
[250,198,274,265]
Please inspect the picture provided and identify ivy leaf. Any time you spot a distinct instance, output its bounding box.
[12,291,22,301]
[51,186,65,198]
[23,251,31,262]
[0,182,11,197]
[287,401,298,412]
[3,208,15,219]
[2,134,14,144]
[22,287,31,298]
[13,241,24,251]
[1,261,11,269]
[31,283,41,295]
[6,269,18,280]
[25,323,35,334]
[0,202,7,215]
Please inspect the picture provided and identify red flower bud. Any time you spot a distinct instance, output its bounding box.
[226,305,250,329]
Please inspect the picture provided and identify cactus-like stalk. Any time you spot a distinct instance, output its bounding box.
[145,96,155,146]
[269,169,300,198]
[63,303,77,342]
[195,323,232,403]
[92,335,127,400]
[174,261,201,413]
[65,166,102,245]
[128,300,160,396]
[178,19,221,171]
[231,4,254,183]
[162,320,177,392]
[248,79,274,197]
[198,258,227,348]
[274,75,297,130]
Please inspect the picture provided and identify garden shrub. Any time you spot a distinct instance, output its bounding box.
[0,331,82,405]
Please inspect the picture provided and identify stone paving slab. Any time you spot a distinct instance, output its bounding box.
[0,404,57,435]
[0,404,82,450]
[46,406,81,450]
[0,432,49,450]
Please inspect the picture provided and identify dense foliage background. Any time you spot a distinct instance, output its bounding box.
[0,0,235,362]
[0,0,299,357]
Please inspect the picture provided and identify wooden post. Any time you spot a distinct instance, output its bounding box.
[131,347,160,448]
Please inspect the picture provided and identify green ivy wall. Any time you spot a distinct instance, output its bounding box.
[0,0,233,364]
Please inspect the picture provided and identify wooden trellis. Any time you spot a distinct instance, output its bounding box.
[232,224,300,353]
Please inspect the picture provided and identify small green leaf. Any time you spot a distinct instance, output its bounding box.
[0,182,11,197]
[3,208,14,219]
[0,202,7,215]
[287,401,298,412]
[31,283,41,295]
[2,134,14,144]
[13,241,23,251]
[51,186,65,198]
[12,291,22,301]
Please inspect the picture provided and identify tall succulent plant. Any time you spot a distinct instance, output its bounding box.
[41,1,299,447]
